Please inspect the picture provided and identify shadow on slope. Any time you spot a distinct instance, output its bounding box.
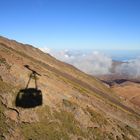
[16,88,42,108]
[16,65,43,108]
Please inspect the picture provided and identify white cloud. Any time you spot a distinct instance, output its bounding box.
[40,48,140,78]
[115,58,140,78]
[48,49,112,75]
[39,47,51,53]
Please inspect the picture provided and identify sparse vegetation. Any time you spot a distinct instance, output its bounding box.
[87,107,108,126]
[36,105,53,121]
[53,110,86,138]
[21,109,85,140]
[0,57,11,69]
[0,80,13,92]
[0,102,9,135]
[21,121,70,140]
[0,76,2,81]
[62,99,77,111]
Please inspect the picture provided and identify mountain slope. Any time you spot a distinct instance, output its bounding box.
[0,36,140,140]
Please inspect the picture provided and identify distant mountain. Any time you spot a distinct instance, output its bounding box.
[0,36,140,140]
[98,60,140,109]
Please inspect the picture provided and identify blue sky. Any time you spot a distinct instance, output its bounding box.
[0,0,140,50]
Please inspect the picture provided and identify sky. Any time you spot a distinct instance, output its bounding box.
[0,0,140,50]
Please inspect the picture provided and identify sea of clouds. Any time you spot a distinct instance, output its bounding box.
[40,48,140,78]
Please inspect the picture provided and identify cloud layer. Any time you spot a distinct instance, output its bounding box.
[115,58,140,79]
[40,48,140,79]
[47,49,112,75]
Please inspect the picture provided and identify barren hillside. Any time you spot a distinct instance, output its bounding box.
[0,36,140,140]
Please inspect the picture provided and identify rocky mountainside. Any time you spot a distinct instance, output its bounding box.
[0,36,140,140]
